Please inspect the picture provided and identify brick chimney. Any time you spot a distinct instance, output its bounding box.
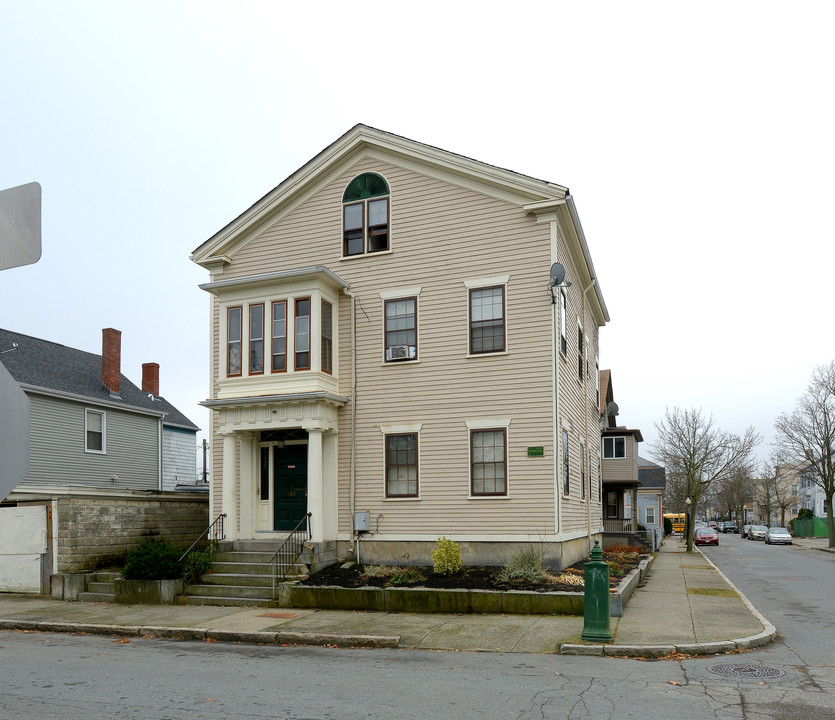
[142,362,159,397]
[102,328,121,394]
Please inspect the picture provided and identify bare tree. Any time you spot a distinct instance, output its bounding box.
[715,466,751,524]
[774,361,835,547]
[652,407,760,551]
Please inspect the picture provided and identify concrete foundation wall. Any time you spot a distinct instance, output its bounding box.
[55,494,208,572]
[337,535,600,571]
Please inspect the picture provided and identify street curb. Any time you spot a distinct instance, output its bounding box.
[0,620,400,649]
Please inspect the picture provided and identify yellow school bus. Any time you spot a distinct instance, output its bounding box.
[663,513,686,533]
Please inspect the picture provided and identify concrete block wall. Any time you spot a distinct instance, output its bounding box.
[55,494,208,572]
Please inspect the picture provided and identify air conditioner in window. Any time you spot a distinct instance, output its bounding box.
[386,345,416,361]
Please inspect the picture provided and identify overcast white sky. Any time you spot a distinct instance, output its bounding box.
[2,1,833,472]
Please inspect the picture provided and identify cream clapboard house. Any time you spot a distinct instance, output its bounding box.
[191,125,609,570]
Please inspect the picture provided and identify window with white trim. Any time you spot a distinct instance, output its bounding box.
[577,324,584,383]
[342,173,390,256]
[385,433,418,497]
[271,301,287,372]
[469,286,505,354]
[471,428,507,496]
[384,297,417,362]
[321,300,333,374]
[294,298,310,371]
[560,290,567,355]
[580,441,586,499]
[85,409,105,453]
[645,506,656,525]
[562,429,570,496]
[227,306,242,377]
[603,436,626,459]
[249,304,264,374]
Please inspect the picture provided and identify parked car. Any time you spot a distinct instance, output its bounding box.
[741,524,752,538]
[765,527,792,545]
[749,525,768,541]
[722,522,738,534]
[707,520,718,528]
[694,527,719,546]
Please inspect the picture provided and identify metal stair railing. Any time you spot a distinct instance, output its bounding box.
[270,513,312,598]
[178,512,227,563]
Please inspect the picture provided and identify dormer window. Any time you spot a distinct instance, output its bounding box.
[342,173,390,256]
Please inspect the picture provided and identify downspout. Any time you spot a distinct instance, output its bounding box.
[582,278,597,554]
[342,286,358,558]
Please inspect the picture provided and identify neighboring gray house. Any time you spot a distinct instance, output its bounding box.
[637,456,666,547]
[0,327,206,594]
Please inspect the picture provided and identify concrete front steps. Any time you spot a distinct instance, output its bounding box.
[177,540,338,607]
[77,571,121,603]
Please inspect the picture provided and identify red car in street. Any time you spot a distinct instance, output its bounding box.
[694,527,719,546]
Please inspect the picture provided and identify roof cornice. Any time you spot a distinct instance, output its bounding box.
[201,391,349,409]
[199,266,349,295]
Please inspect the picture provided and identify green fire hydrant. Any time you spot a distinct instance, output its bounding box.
[581,540,613,642]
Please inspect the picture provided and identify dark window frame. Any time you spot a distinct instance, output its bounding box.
[321,299,333,374]
[271,300,287,373]
[384,296,418,362]
[560,291,568,356]
[249,303,265,375]
[385,432,419,498]
[470,427,508,497]
[468,285,506,355]
[342,173,390,258]
[562,429,570,496]
[294,297,311,371]
[227,306,242,377]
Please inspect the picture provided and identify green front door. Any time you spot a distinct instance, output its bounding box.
[273,443,308,531]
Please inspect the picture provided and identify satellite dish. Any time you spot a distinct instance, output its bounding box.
[606,401,619,417]
[549,263,566,287]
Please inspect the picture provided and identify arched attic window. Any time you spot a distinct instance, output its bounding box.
[342,172,390,256]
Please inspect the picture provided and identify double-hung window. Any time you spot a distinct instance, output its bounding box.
[577,324,584,383]
[271,301,287,372]
[385,297,417,362]
[469,286,505,354]
[227,306,242,377]
[645,506,656,525]
[294,298,311,371]
[343,173,390,256]
[249,304,264,374]
[560,291,567,355]
[385,433,418,497]
[85,409,105,453]
[471,428,507,496]
[580,442,586,499]
[321,300,333,374]
[562,429,570,495]
[603,437,626,459]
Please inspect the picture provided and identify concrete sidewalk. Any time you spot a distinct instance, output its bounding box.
[0,539,776,657]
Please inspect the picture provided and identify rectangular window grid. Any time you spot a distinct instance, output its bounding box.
[603,437,626,459]
[294,298,310,370]
[250,304,264,374]
[321,300,333,374]
[385,297,417,361]
[227,306,242,376]
[271,301,287,372]
[471,429,507,495]
[85,409,105,453]
[385,433,418,497]
[562,429,570,495]
[469,286,505,354]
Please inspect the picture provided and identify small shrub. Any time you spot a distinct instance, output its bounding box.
[432,537,463,576]
[608,561,623,578]
[182,542,216,583]
[123,537,183,580]
[495,546,548,584]
[361,565,394,579]
[663,517,673,535]
[390,568,424,585]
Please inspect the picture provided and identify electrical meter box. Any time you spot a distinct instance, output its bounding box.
[353,510,370,533]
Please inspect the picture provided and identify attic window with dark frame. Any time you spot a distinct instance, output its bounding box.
[342,173,390,256]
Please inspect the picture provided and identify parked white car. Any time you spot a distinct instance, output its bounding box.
[765,527,792,545]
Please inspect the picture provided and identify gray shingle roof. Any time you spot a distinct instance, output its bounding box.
[0,328,198,431]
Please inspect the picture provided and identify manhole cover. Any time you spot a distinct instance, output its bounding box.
[707,664,785,679]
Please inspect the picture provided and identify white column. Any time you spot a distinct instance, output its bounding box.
[238,433,255,540]
[222,433,238,541]
[322,431,338,542]
[306,428,324,542]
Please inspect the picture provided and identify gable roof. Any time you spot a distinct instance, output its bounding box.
[0,328,198,431]
[191,124,608,324]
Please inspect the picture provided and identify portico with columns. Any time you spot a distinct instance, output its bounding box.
[204,393,347,543]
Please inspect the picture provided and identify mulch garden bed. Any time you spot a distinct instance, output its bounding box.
[298,549,643,594]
